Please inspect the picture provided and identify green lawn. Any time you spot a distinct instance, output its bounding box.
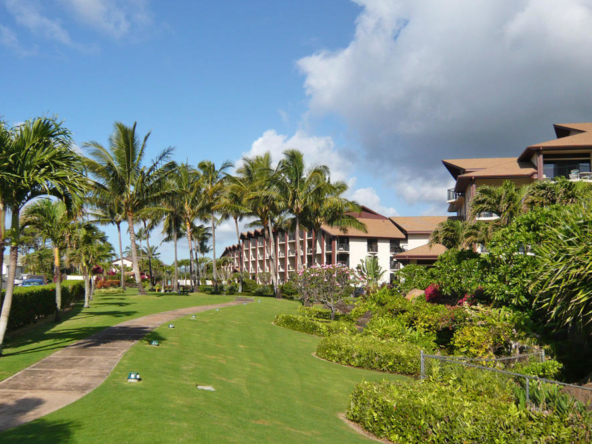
[0,289,236,382]
[1,292,407,443]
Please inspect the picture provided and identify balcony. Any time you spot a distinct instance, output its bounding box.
[336,244,349,252]
[325,243,332,252]
[447,188,464,203]
[367,245,378,253]
[390,259,402,270]
[288,250,295,256]
[307,248,313,254]
[390,246,405,254]
[279,251,285,258]
[288,234,296,241]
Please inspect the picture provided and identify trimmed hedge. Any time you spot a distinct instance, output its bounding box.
[296,305,334,320]
[347,380,592,443]
[316,334,420,375]
[0,280,84,331]
[274,314,357,337]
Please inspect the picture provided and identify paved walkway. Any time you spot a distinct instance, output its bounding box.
[0,299,250,432]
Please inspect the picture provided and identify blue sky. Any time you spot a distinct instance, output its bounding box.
[3,0,592,263]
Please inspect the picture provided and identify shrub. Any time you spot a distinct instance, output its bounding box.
[316,334,421,375]
[253,284,272,296]
[296,305,334,320]
[241,278,257,293]
[362,317,437,351]
[514,359,563,380]
[424,283,441,303]
[0,281,84,331]
[392,264,431,295]
[274,314,356,337]
[96,279,119,289]
[280,281,298,298]
[347,380,592,443]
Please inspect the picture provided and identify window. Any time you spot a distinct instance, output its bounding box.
[337,237,349,251]
[367,238,378,253]
[390,239,403,253]
[543,153,591,179]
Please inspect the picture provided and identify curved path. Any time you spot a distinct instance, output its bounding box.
[0,298,251,432]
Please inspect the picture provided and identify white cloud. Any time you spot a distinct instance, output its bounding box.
[5,0,73,46]
[0,24,35,56]
[59,0,152,39]
[242,129,355,183]
[350,187,398,216]
[297,0,592,200]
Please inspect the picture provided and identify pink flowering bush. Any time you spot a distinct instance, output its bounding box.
[293,264,364,320]
[424,284,442,303]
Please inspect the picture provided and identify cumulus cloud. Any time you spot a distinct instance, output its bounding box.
[350,187,398,216]
[297,0,592,201]
[0,24,36,56]
[5,0,73,46]
[240,129,356,183]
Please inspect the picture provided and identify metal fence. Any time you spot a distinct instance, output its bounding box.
[420,350,592,405]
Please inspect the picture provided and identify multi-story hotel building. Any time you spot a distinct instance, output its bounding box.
[444,122,592,220]
[222,207,450,284]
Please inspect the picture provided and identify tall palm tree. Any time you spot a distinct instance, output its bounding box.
[21,199,73,320]
[175,163,202,291]
[301,178,366,264]
[0,121,12,284]
[277,149,329,271]
[469,180,527,227]
[525,176,592,209]
[158,180,184,292]
[88,199,126,290]
[192,223,211,284]
[84,122,176,295]
[198,160,233,290]
[0,117,87,356]
[236,153,284,297]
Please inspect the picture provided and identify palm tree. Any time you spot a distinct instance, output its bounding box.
[525,176,592,209]
[21,199,73,320]
[469,180,527,227]
[236,153,284,297]
[0,117,87,356]
[192,223,211,284]
[0,121,12,284]
[302,178,366,264]
[429,219,467,249]
[158,181,184,292]
[84,122,176,295]
[88,199,126,290]
[198,160,233,290]
[277,149,329,271]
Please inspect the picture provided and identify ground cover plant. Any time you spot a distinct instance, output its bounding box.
[0,296,408,443]
[0,288,236,382]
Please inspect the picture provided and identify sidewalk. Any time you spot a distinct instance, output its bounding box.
[0,299,248,432]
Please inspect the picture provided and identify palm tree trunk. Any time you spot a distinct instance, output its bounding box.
[0,203,5,292]
[186,222,195,291]
[173,229,179,292]
[54,247,62,322]
[83,266,90,308]
[143,220,154,291]
[0,209,20,355]
[116,222,126,291]
[295,217,301,271]
[312,229,318,266]
[90,275,95,300]
[211,213,218,290]
[126,212,146,295]
[266,218,280,298]
[235,217,242,293]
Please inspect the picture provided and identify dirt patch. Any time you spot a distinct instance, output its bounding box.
[339,413,391,443]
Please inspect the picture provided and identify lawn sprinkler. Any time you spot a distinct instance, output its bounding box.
[191,315,196,319]
[168,324,175,328]
[151,340,159,346]
[215,309,219,312]
[243,303,247,306]
[258,300,261,303]
[127,372,141,382]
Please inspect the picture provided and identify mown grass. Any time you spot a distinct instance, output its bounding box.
[0,289,235,382]
[1,295,408,443]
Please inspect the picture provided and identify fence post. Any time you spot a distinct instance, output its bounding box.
[541,349,545,363]
[525,376,530,404]
[420,350,425,380]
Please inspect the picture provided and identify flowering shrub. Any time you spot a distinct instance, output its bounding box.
[458,293,474,306]
[424,284,441,303]
[293,264,363,319]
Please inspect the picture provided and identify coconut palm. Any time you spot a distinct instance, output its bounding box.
[525,176,592,209]
[276,149,330,271]
[0,117,87,356]
[158,182,184,292]
[469,180,527,227]
[21,199,73,320]
[0,121,12,283]
[192,223,211,284]
[88,199,126,290]
[429,219,467,250]
[197,160,233,290]
[236,153,284,297]
[84,122,176,295]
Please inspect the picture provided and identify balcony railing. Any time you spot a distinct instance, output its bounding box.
[367,245,378,253]
[390,260,401,270]
[288,250,295,256]
[279,251,285,258]
[288,234,296,241]
[390,246,405,254]
[447,188,464,202]
[476,212,499,220]
[325,243,332,252]
[337,244,349,252]
[307,248,313,254]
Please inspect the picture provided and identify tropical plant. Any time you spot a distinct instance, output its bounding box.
[0,117,87,356]
[525,176,592,209]
[84,122,176,294]
[357,256,386,293]
[469,180,527,227]
[429,219,467,249]
[198,160,233,290]
[21,199,73,320]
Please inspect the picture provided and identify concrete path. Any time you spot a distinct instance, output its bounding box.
[0,299,250,432]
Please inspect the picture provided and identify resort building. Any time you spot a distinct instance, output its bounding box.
[390,216,451,266]
[222,207,449,284]
[444,123,592,220]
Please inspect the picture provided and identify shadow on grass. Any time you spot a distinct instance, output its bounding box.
[0,418,78,443]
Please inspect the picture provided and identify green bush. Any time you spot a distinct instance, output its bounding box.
[362,316,437,351]
[280,281,298,298]
[392,265,431,295]
[0,281,84,331]
[241,278,257,293]
[514,359,563,379]
[316,334,421,375]
[253,284,272,296]
[347,380,592,443]
[274,314,357,337]
[296,305,334,320]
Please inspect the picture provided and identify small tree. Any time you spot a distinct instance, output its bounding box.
[293,264,362,320]
[357,256,385,294]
